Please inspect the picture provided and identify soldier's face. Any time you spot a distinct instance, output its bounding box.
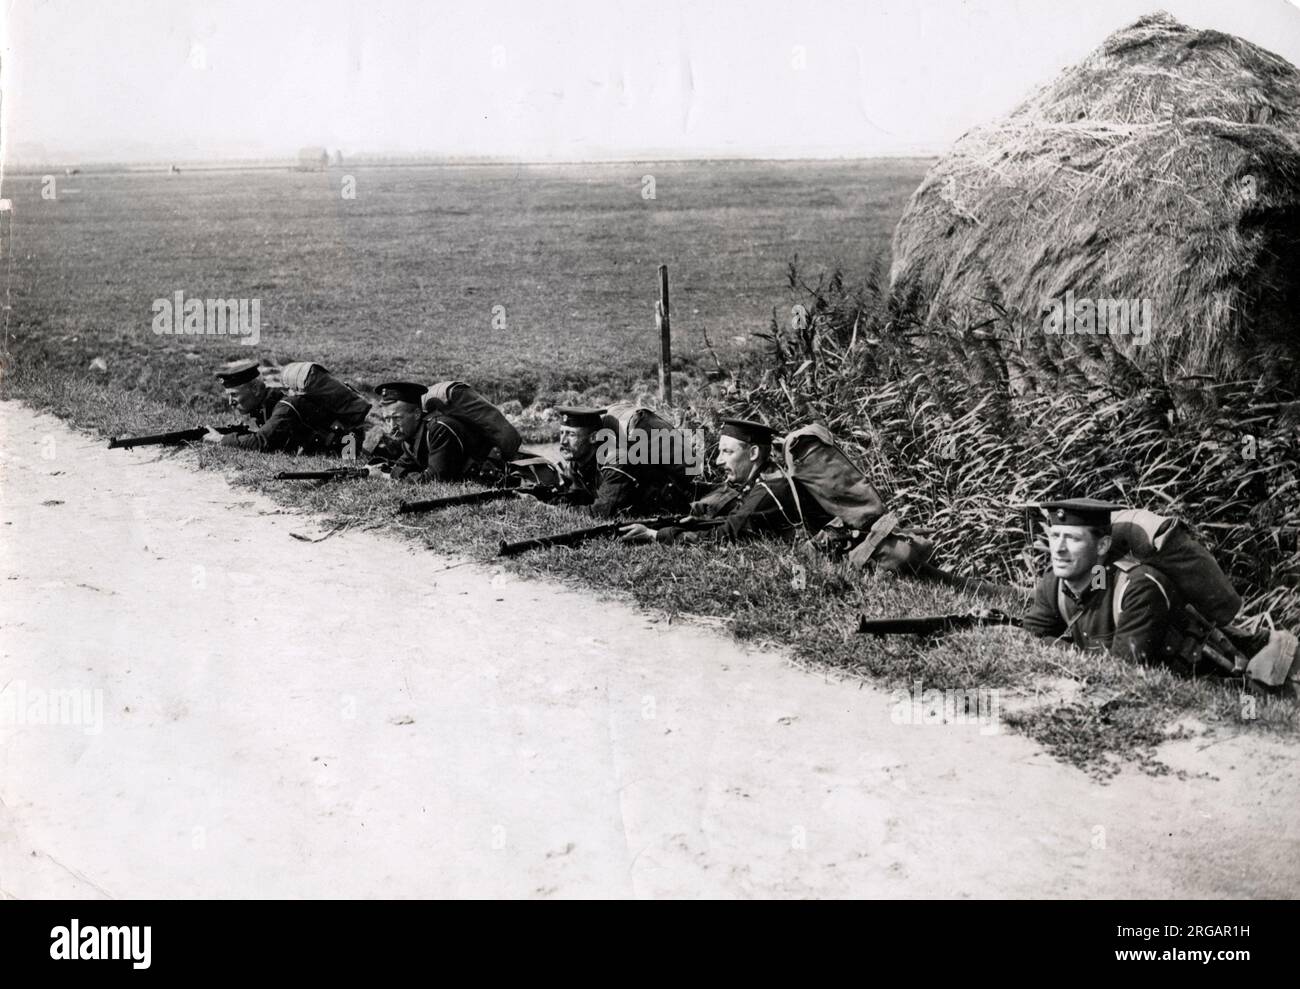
[558,425,595,464]
[225,380,264,414]
[380,402,422,442]
[716,436,760,485]
[1048,525,1110,582]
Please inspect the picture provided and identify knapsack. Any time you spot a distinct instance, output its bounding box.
[782,424,887,529]
[507,455,562,488]
[774,423,889,527]
[1108,508,1241,625]
[780,424,932,568]
[423,381,521,460]
[278,362,372,458]
[597,403,695,479]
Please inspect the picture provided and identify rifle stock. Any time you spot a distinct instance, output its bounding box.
[108,423,249,449]
[274,468,370,482]
[498,515,719,557]
[397,486,544,515]
[857,609,1022,637]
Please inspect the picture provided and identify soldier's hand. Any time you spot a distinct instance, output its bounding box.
[366,464,393,480]
[619,524,658,544]
[201,427,225,444]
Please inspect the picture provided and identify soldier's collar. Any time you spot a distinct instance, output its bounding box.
[1061,576,1103,604]
[730,465,780,490]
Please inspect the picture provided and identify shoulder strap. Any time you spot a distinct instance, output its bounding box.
[600,464,638,485]
[1111,569,1130,627]
[277,394,337,438]
[757,476,802,531]
[770,465,806,530]
[276,396,312,429]
[1113,568,1170,625]
[427,417,465,455]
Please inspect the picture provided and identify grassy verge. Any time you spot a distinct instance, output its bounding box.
[5,363,1297,781]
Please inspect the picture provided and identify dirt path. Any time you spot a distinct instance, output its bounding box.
[0,400,1296,899]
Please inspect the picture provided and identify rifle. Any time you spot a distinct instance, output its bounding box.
[498,515,721,557]
[397,485,555,515]
[857,609,1023,637]
[274,467,372,482]
[107,423,250,449]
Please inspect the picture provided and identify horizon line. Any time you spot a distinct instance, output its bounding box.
[1,149,944,172]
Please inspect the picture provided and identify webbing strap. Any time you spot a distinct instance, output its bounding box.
[770,465,806,531]
[759,475,802,532]
[428,418,465,456]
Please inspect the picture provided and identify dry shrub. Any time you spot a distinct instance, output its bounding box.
[727,260,1299,628]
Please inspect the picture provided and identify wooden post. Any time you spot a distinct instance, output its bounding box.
[657,264,673,406]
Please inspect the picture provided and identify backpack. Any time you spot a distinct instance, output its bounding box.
[778,422,927,562]
[423,381,521,460]
[507,455,562,488]
[278,362,372,458]
[597,403,696,480]
[782,424,887,529]
[1108,508,1241,625]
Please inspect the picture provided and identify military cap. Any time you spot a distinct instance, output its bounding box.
[719,417,776,446]
[376,381,429,405]
[215,359,261,387]
[1040,497,1122,528]
[555,406,607,429]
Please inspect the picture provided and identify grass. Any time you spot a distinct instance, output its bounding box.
[3,160,926,406]
[5,365,1295,782]
[5,158,1296,781]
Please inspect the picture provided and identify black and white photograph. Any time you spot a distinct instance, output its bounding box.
[0,0,1297,932]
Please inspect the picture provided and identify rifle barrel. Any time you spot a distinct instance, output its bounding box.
[397,488,521,515]
[498,521,623,557]
[273,469,367,481]
[107,423,248,449]
[856,610,1022,637]
[497,515,717,557]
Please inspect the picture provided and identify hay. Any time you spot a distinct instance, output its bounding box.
[890,12,1300,388]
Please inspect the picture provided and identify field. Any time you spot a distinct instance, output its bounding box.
[4,156,1295,777]
[3,159,927,405]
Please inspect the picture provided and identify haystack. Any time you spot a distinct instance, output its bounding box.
[890,12,1300,391]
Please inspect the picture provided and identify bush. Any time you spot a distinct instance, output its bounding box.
[719,259,1300,627]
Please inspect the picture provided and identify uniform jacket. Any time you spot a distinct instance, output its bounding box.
[390,413,473,482]
[220,387,310,453]
[555,455,692,519]
[1022,562,1184,665]
[221,386,371,456]
[658,467,833,544]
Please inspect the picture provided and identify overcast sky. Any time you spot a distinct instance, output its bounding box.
[6,0,1300,162]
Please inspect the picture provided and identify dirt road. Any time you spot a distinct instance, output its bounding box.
[0,401,1295,898]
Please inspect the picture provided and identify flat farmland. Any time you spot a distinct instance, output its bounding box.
[2,158,928,406]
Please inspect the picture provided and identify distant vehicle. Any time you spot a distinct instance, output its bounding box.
[64,167,80,176]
